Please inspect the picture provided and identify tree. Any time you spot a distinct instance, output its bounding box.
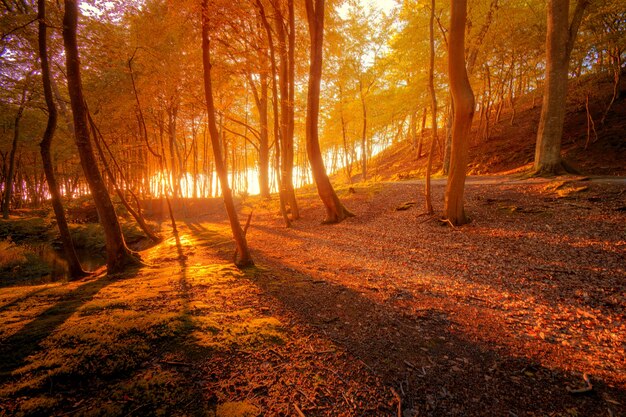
[38,0,88,278]
[274,0,300,220]
[202,0,253,266]
[63,0,140,273]
[424,0,438,215]
[304,0,353,224]
[1,80,30,219]
[534,0,590,176]
[443,0,474,226]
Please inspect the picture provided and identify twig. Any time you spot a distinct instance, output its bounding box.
[417,214,437,224]
[159,360,192,367]
[268,348,284,360]
[567,373,593,395]
[439,218,457,229]
[531,266,569,274]
[124,404,147,417]
[391,387,402,417]
[294,403,306,417]
[1,17,38,40]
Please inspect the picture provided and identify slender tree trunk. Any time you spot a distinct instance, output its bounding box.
[63,0,140,273]
[274,0,299,220]
[256,0,290,226]
[88,114,162,243]
[286,0,299,218]
[37,0,87,278]
[2,87,28,219]
[444,0,475,226]
[202,0,253,266]
[443,100,453,173]
[304,0,353,224]
[418,107,427,157]
[425,0,438,215]
[359,79,368,181]
[339,86,353,183]
[534,0,589,175]
[258,72,271,199]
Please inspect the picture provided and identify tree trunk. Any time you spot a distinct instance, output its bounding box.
[534,0,589,175]
[425,0,438,215]
[359,79,368,181]
[339,86,353,183]
[274,0,299,220]
[444,0,475,226]
[258,72,271,199]
[304,0,353,224]
[418,107,427,157]
[202,0,253,266]
[255,0,290,226]
[442,101,453,174]
[2,87,27,219]
[38,0,87,278]
[63,0,140,273]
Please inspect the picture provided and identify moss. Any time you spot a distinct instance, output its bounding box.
[14,395,58,417]
[193,312,286,350]
[0,218,51,243]
[0,240,53,284]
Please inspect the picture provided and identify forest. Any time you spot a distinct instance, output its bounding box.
[0,0,625,415]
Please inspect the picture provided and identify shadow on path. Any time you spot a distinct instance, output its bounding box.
[251,255,626,416]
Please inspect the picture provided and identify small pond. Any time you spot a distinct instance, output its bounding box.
[23,243,106,283]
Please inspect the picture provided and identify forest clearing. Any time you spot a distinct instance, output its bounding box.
[1,177,625,416]
[1,0,626,415]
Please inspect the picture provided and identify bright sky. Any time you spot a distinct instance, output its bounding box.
[338,0,398,20]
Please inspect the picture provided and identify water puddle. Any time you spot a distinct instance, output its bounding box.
[25,243,106,282]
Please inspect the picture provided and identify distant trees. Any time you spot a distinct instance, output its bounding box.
[0,0,624,242]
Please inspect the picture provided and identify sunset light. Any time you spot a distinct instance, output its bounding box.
[1,0,624,415]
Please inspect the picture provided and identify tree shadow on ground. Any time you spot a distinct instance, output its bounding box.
[0,251,213,416]
[249,254,626,416]
[0,273,114,381]
[0,287,50,314]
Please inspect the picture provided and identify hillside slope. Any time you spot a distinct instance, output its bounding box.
[363,70,626,181]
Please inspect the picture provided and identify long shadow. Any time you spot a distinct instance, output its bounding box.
[249,255,626,416]
[0,287,50,314]
[0,274,114,381]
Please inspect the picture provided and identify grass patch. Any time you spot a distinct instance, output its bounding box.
[0,240,52,284]
[0,224,280,416]
[0,218,50,243]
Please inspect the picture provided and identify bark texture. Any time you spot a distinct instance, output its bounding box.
[424,0,438,215]
[63,0,139,273]
[444,0,475,226]
[304,0,353,224]
[534,0,589,176]
[2,87,27,219]
[202,0,253,266]
[38,0,87,278]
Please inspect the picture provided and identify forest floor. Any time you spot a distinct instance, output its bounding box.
[1,175,625,416]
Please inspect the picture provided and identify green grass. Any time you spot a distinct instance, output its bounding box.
[0,226,284,416]
[0,239,52,283]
